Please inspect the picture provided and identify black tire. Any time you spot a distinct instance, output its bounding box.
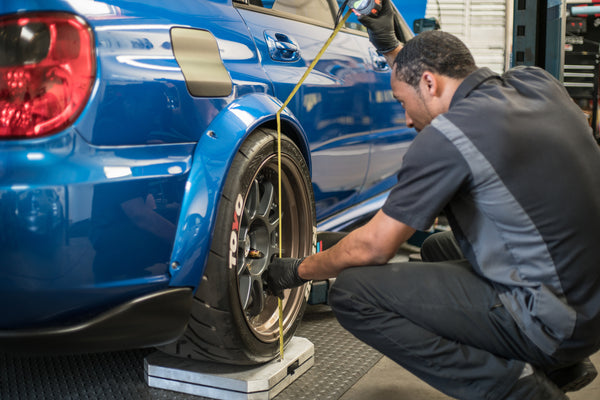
[161,128,315,364]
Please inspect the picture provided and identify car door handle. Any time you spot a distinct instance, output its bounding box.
[370,48,389,71]
[265,31,300,62]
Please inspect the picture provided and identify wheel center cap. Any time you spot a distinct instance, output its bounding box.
[247,249,265,259]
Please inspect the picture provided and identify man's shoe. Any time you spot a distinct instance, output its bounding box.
[506,364,568,400]
[547,358,598,392]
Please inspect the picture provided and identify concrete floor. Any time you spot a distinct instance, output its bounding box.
[340,351,600,400]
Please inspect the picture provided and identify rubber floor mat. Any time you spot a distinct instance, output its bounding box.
[276,305,383,400]
[0,305,382,400]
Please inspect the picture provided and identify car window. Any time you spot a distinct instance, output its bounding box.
[239,0,337,27]
[237,1,409,40]
[273,0,336,25]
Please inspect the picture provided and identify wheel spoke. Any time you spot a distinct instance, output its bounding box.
[257,181,274,218]
[238,234,249,261]
[245,179,260,221]
[237,257,249,276]
[239,273,252,310]
[246,275,265,317]
[269,242,279,258]
[267,214,279,234]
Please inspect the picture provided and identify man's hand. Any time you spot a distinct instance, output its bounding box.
[264,257,308,299]
[358,0,402,54]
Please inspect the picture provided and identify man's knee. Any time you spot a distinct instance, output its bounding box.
[421,231,463,262]
[329,267,363,312]
[329,266,385,328]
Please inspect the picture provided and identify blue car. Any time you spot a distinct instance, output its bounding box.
[0,0,415,364]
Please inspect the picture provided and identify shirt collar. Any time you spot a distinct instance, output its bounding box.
[450,67,500,108]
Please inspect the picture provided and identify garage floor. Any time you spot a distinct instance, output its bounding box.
[1,303,598,399]
[338,334,600,400]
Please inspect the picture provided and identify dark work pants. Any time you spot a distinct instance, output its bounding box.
[329,231,561,400]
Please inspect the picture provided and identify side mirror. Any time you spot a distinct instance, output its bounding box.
[413,17,441,34]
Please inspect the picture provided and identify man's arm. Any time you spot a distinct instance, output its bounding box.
[298,210,415,280]
[264,210,416,297]
[381,44,402,68]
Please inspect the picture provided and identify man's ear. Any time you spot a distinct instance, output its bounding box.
[420,71,438,97]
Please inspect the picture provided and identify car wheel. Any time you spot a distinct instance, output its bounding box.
[161,128,315,364]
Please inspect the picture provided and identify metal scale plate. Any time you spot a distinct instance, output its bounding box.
[145,337,314,400]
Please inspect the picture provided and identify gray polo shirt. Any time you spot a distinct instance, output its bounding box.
[383,66,600,358]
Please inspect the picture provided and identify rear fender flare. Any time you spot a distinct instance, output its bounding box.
[168,93,310,289]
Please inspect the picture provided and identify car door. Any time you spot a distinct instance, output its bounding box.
[234,0,372,221]
[337,4,418,205]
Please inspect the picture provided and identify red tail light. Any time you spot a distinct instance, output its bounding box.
[0,12,95,139]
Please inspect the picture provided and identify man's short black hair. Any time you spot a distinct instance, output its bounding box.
[393,31,477,87]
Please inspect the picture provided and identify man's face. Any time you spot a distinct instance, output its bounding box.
[391,72,435,132]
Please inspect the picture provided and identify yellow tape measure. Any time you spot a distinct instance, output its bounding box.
[275,9,353,361]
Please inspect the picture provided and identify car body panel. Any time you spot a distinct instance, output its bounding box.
[0,127,192,328]
[0,0,416,347]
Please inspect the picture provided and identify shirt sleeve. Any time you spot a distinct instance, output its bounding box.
[382,125,471,230]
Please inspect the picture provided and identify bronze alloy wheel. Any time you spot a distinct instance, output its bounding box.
[237,153,312,342]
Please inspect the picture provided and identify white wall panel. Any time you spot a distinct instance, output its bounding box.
[425,0,508,72]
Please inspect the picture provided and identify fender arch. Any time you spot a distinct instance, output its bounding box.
[168,93,310,289]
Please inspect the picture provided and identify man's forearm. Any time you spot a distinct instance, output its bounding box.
[296,210,416,280]
[296,230,383,280]
[383,44,402,69]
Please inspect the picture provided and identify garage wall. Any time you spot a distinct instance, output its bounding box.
[424,0,511,73]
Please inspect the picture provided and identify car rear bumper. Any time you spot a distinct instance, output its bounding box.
[0,130,194,328]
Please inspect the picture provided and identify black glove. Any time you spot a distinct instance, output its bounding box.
[264,257,308,299]
[358,0,401,53]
